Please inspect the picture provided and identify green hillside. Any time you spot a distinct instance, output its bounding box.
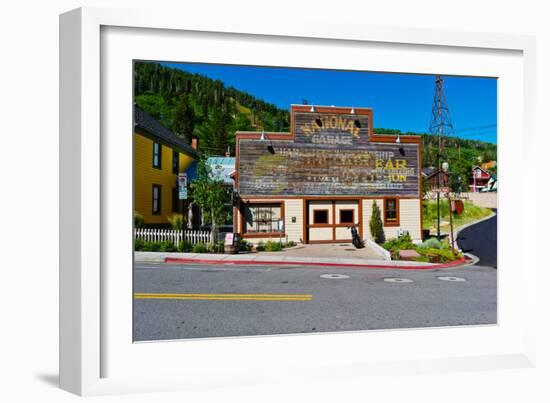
[134,61,289,156]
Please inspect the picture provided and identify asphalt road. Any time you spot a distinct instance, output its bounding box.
[134,262,497,342]
[456,209,497,268]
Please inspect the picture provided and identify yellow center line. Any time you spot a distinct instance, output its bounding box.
[134,292,313,301]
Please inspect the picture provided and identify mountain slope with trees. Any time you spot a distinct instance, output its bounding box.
[134,61,289,155]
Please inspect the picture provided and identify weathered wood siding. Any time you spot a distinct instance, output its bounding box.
[238,140,419,197]
[294,111,371,146]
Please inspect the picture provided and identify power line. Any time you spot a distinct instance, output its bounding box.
[453,124,496,133]
[454,131,497,139]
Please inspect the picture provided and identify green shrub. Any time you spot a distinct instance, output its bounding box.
[135,239,177,252]
[265,240,283,251]
[159,240,176,252]
[417,247,461,263]
[192,242,209,253]
[418,237,442,250]
[134,238,145,251]
[255,241,265,252]
[369,202,385,244]
[147,241,161,252]
[167,214,185,230]
[284,240,296,248]
[134,211,144,228]
[178,240,192,253]
[383,233,415,252]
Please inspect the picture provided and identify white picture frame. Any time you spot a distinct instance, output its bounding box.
[60,6,537,396]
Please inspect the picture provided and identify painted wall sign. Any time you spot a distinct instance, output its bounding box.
[238,140,420,197]
[294,111,371,145]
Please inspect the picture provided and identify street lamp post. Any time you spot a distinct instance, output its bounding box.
[441,162,456,253]
[437,161,449,241]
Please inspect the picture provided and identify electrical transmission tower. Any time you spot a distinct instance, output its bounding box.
[429,75,454,138]
[428,75,454,241]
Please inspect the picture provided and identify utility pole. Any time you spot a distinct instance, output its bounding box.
[429,75,454,241]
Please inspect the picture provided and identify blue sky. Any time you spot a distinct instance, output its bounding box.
[162,62,497,144]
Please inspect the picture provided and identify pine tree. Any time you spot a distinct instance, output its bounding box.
[196,103,232,154]
[369,202,385,244]
[173,92,195,142]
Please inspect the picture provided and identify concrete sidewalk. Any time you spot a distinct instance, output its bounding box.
[134,251,467,270]
[255,243,384,260]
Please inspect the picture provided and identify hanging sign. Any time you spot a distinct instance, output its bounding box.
[293,111,371,145]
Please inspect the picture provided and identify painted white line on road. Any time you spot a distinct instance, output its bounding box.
[384,278,413,283]
[437,276,466,282]
[320,274,350,280]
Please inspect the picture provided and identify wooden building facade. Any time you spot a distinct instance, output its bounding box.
[233,105,423,244]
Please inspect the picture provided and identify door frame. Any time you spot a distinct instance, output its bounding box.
[304,198,362,244]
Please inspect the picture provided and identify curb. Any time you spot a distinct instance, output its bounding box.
[461,253,480,267]
[366,239,392,261]
[164,256,467,270]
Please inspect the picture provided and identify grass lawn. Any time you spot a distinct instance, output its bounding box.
[422,199,493,234]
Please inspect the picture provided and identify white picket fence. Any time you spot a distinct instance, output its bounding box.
[134,228,211,245]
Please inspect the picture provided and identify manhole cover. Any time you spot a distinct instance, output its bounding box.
[320,274,350,279]
[437,276,466,282]
[384,278,413,283]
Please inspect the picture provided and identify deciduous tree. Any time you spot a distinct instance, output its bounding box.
[190,158,230,245]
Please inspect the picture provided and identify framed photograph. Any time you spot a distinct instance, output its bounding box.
[60,6,536,396]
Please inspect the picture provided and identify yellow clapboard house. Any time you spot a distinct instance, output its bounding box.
[134,105,198,225]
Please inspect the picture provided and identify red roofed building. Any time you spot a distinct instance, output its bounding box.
[469,166,492,193]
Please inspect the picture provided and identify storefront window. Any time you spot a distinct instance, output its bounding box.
[243,203,282,234]
[384,198,399,225]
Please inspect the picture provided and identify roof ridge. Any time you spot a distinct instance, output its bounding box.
[134,105,198,158]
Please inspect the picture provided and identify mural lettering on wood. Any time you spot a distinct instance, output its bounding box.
[238,140,420,197]
[294,111,371,146]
